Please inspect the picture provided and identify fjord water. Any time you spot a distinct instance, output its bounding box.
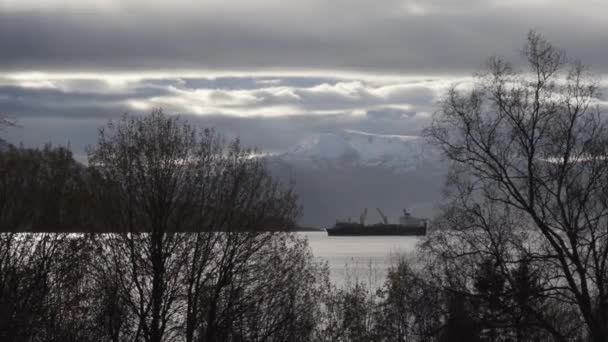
[301,231,421,286]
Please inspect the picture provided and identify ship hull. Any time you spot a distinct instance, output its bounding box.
[326,224,426,236]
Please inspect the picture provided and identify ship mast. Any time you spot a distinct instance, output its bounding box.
[376,208,388,224]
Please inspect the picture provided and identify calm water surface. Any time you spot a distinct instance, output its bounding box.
[299,231,421,286]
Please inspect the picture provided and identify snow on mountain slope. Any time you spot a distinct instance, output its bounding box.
[279,129,439,173]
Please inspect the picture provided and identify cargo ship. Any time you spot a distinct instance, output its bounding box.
[326,208,427,236]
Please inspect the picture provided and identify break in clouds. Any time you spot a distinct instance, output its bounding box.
[1,73,457,158]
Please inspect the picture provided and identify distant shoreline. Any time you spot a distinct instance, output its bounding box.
[0,226,327,233]
[289,226,325,232]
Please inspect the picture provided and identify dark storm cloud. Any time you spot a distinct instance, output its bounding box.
[1,1,608,73]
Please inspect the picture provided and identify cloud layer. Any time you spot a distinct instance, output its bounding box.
[1,72,462,158]
[2,0,608,160]
[2,0,608,73]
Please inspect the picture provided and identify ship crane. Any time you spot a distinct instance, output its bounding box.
[359,208,368,225]
[376,208,388,224]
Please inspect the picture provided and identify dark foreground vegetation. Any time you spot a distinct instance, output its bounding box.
[2,32,608,341]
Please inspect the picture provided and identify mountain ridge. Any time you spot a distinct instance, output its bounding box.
[276,129,441,173]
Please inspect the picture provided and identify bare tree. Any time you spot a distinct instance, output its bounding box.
[87,110,210,342]
[0,143,104,341]
[0,233,96,342]
[180,138,301,342]
[426,31,608,341]
[87,110,305,342]
[188,233,326,342]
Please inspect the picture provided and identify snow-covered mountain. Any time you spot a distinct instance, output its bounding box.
[267,130,446,227]
[278,129,440,173]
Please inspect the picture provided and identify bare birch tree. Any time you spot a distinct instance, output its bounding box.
[426,31,608,341]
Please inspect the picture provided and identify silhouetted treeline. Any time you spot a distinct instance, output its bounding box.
[0,229,582,342]
[0,144,87,231]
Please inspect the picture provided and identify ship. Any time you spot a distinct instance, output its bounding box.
[326,208,427,236]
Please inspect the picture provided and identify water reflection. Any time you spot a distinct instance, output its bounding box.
[300,231,420,287]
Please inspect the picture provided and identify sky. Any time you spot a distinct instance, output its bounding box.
[2,0,608,158]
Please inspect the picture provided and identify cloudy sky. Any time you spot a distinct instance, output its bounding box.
[2,0,608,158]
